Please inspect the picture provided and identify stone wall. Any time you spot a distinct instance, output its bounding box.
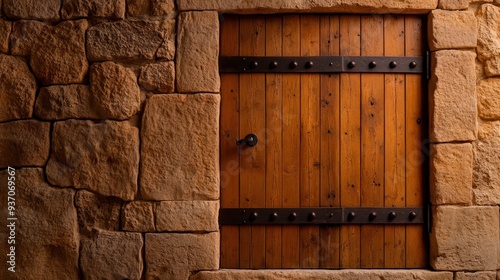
[0,0,499,279]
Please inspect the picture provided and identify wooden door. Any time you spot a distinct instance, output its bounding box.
[219,14,427,269]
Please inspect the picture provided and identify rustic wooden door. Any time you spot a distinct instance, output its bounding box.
[219,14,427,269]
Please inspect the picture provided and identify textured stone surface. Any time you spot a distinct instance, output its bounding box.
[430,143,473,205]
[3,0,60,21]
[10,20,49,56]
[429,50,477,142]
[62,0,126,19]
[122,201,155,232]
[46,120,139,200]
[430,206,499,270]
[478,78,500,120]
[178,0,438,13]
[478,4,500,61]
[474,121,500,204]
[0,168,79,279]
[139,61,175,93]
[87,20,166,61]
[191,270,453,280]
[455,271,496,280]
[75,190,122,236]
[156,20,176,60]
[428,10,477,50]
[438,0,470,9]
[35,85,95,120]
[0,20,11,53]
[81,230,143,280]
[0,120,50,168]
[177,12,220,92]
[146,233,219,280]
[30,20,89,85]
[0,54,37,122]
[90,62,141,119]
[127,0,175,16]
[156,201,219,232]
[140,94,220,200]
[485,56,500,77]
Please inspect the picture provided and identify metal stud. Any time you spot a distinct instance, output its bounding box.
[389,61,397,68]
[289,61,298,69]
[347,211,356,221]
[269,61,278,69]
[388,211,397,221]
[369,61,377,68]
[369,212,377,221]
[270,212,278,221]
[250,212,258,221]
[250,61,258,68]
[305,61,314,69]
[408,211,417,221]
[308,212,316,221]
[409,61,417,68]
[289,212,297,221]
[347,61,356,69]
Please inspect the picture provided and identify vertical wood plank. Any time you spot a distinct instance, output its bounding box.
[281,15,301,268]
[220,15,240,269]
[383,15,407,268]
[339,15,361,269]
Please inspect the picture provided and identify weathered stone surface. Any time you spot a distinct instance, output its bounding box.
[455,271,496,280]
[81,230,143,280]
[90,62,141,119]
[156,20,176,60]
[146,233,219,280]
[177,12,220,92]
[0,120,50,168]
[0,55,37,122]
[10,20,49,56]
[430,143,473,205]
[0,20,11,53]
[485,56,500,77]
[46,120,139,200]
[3,0,60,21]
[140,94,220,200]
[474,121,500,204]
[139,61,175,93]
[429,50,477,142]
[0,168,79,279]
[30,20,89,85]
[478,4,500,61]
[35,85,95,120]
[438,0,470,9]
[122,201,155,232]
[75,190,122,236]
[430,206,499,270]
[178,0,438,13]
[62,0,125,19]
[191,270,453,280]
[87,19,165,61]
[428,10,476,50]
[156,201,219,232]
[127,0,175,16]
[478,78,500,120]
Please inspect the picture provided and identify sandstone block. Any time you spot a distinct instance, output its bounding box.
[0,20,11,53]
[90,62,141,119]
[485,56,500,77]
[81,230,143,280]
[0,168,79,280]
[455,271,496,280]
[46,120,139,200]
[430,206,499,270]
[127,0,175,16]
[156,201,219,232]
[478,4,500,61]
[474,121,500,204]
[0,54,37,122]
[438,0,470,10]
[430,143,473,205]
[177,12,220,92]
[3,0,60,21]
[139,61,175,93]
[87,19,166,61]
[35,85,95,120]
[62,0,126,19]
[429,50,477,142]
[0,120,50,168]
[75,190,122,236]
[156,20,176,60]
[10,20,49,56]
[478,78,500,120]
[146,233,219,280]
[30,20,89,85]
[428,10,476,50]
[140,94,220,200]
[122,201,156,232]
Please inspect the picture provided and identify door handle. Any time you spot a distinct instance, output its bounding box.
[236,134,258,147]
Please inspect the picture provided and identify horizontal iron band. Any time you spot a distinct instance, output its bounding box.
[219,56,423,74]
[219,207,424,225]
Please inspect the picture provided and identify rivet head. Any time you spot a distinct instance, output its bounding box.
[289,212,297,221]
[347,61,356,69]
[250,212,258,221]
[369,61,377,68]
[250,61,258,68]
[289,61,298,69]
[388,211,397,221]
[308,212,316,221]
[270,212,278,221]
[347,212,356,221]
[369,212,377,221]
[409,61,417,68]
[408,211,417,221]
[389,61,397,68]
[305,61,314,69]
[269,61,278,69]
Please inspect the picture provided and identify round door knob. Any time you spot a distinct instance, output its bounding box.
[236,134,258,147]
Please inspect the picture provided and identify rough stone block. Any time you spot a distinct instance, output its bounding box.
[474,121,500,204]
[156,20,176,60]
[177,12,220,92]
[0,54,37,122]
[430,143,473,205]
[0,19,11,53]
[81,230,143,280]
[62,0,126,19]
[87,19,166,61]
[3,0,60,21]
[140,94,220,201]
[121,201,156,232]
[139,61,175,93]
[455,271,496,280]
[46,120,139,200]
[75,190,122,236]
[127,0,175,16]
[438,0,470,10]
[30,20,89,85]
[156,201,219,232]
[10,20,49,56]
[146,233,219,280]
[35,85,95,120]
[429,50,477,142]
[478,4,500,61]
[0,168,79,280]
[0,120,50,168]
[430,206,499,270]
[478,78,500,120]
[428,10,477,50]
[485,56,500,77]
